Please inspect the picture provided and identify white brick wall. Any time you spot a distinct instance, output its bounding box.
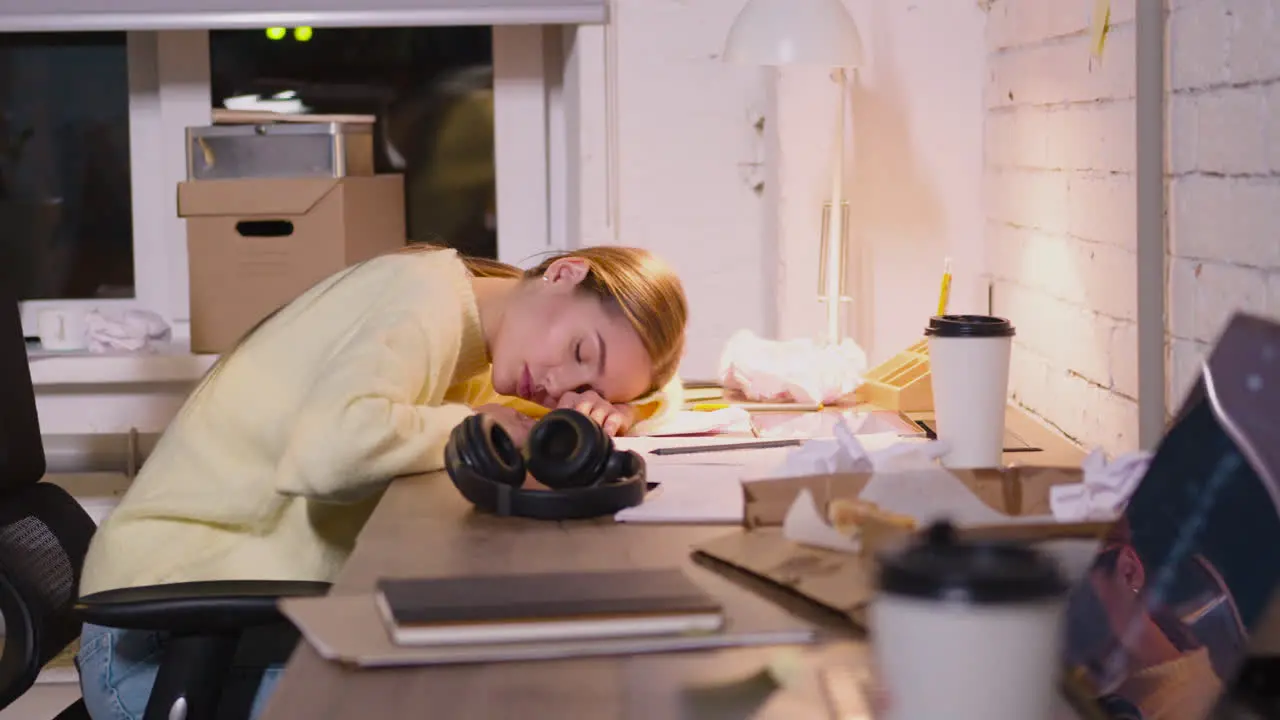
[1167,0,1280,414]
[985,0,1139,454]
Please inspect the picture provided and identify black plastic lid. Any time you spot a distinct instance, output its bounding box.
[924,315,1016,338]
[877,521,1066,604]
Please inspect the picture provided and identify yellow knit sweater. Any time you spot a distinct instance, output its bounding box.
[79,250,679,595]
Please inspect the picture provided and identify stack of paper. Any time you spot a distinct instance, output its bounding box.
[615,436,815,525]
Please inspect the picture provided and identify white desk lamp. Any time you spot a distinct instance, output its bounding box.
[723,0,864,345]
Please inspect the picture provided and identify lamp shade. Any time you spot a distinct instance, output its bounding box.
[723,0,863,67]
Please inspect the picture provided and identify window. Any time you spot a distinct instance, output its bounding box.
[0,32,134,302]
[209,26,499,259]
[14,25,566,340]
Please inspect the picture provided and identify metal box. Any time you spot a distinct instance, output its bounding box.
[185,122,375,181]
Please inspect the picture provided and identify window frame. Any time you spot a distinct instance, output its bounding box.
[19,25,573,338]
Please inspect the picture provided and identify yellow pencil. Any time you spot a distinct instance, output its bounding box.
[689,402,824,412]
[936,257,953,316]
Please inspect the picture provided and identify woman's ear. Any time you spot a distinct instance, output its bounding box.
[542,258,590,290]
[1116,547,1146,592]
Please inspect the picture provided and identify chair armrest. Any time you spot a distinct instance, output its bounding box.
[76,580,331,634]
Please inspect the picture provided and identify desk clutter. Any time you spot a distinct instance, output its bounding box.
[266,267,1279,720]
[280,567,816,668]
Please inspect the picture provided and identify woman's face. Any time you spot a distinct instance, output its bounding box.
[1088,546,1147,632]
[1065,546,1149,679]
[489,258,652,407]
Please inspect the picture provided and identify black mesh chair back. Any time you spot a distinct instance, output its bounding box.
[0,482,96,709]
[0,290,97,711]
[0,295,44,492]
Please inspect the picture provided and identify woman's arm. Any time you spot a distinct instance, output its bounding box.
[454,369,685,435]
[275,310,473,502]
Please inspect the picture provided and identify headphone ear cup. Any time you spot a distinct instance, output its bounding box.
[525,409,611,490]
[596,450,637,487]
[451,414,525,488]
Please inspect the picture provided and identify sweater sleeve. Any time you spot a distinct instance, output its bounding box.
[275,310,474,502]
[627,374,684,436]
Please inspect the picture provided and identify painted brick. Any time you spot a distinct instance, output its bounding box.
[1073,239,1138,321]
[1195,88,1269,175]
[1088,390,1139,453]
[1201,262,1270,339]
[1268,271,1280,315]
[988,29,1135,109]
[986,0,1142,454]
[1224,0,1280,85]
[1045,101,1136,173]
[1008,344,1052,415]
[987,167,1070,233]
[1067,172,1137,251]
[1169,2,1230,90]
[985,107,1048,169]
[989,227,1081,311]
[1043,368,1090,444]
[1169,176,1280,268]
[1108,0,1137,24]
[987,0,1089,52]
[1166,337,1210,415]
[1110,319,1139,399]
[996,281,1114,387]
[1166,256,1202,341]
[1265,84,1280,173]
[1167,93,1199,175]
[1169,260,1269,343]
[984,221,1031,288]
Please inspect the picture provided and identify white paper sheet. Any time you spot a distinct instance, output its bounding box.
[614,465,746,524]
[634,408,753,437]
[616,435,798,468]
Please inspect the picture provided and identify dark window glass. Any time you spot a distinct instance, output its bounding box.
[209,27,497,259]
[0,32,134,301]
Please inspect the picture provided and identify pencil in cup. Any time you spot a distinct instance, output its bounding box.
[936,257,953,317]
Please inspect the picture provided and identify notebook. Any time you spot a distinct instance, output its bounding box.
[375,569,725,647]
[1059,314,1280,719]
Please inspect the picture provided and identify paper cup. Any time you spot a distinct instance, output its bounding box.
[925,315,1015,468]
[872,522,1067,720]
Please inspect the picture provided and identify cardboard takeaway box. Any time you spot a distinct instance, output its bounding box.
[696,466,1096,626]
[177,175,406,354]
[742,465,1084,528]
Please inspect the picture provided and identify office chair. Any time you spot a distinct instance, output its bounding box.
[0,296,328,720]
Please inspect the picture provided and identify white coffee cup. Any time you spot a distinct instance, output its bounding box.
[871,521,1068,720]
[926,314,1016,468]
[36,308,88,351]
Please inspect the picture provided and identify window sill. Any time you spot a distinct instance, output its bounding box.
[27,341,218,387]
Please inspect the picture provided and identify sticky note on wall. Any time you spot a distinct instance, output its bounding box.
[1091,0,1111,59]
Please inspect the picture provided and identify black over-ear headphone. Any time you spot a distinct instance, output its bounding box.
[444,408,647,520]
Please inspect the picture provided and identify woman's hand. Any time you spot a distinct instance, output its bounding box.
[557,390,636,436]
[475,404,536,448]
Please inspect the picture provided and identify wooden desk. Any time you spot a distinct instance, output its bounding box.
[261,475,866,719]
[262,406,1081,718]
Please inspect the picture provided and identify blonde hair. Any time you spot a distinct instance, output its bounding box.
[204,243,687,396]
[401,244,688,393]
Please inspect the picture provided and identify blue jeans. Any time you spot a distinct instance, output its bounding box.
[76,623,288,720]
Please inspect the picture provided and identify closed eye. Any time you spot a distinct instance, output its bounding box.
[574,340,584,363]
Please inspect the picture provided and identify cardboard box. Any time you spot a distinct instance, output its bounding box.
[700,466,1100,627]
[178,175,405,353]
[743,466,1084,528]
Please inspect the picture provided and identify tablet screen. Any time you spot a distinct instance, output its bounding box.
[1061,342,1280,719]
